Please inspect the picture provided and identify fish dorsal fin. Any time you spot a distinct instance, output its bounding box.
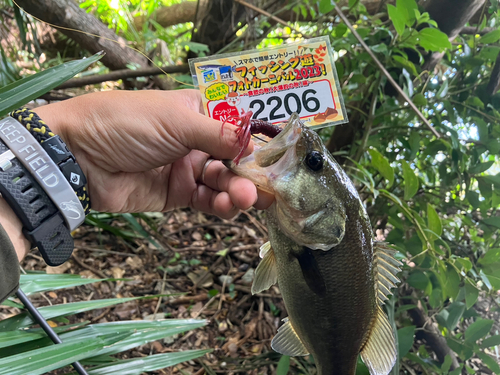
[360,306,397,375]
[251,242,277,295]
[373,242,402,304]
[259,241,272,258]
[271,317,309,356]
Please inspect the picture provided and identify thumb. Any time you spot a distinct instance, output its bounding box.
[176,110,254,160]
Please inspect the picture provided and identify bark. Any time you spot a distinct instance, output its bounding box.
[404,296,460,370]
[134,0,208,30]
[190,0,246,55]
[423,0,486,73]
[56,64,189,89]
[15,0,147,71]
[486,54,500,97]
[461,26,495,35]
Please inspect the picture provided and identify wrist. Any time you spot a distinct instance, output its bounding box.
[0,196,31,261]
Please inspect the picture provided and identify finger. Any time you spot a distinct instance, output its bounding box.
[191,185,240,219]
[174,110,254,161]
[254,189,275,210]
[200,160,258,210]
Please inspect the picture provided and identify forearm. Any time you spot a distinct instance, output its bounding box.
[0,196,31,261]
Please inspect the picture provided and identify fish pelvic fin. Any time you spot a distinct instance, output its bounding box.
[373,242,403,304]
[251,242,277,295]
[259,241,272,258]
[360,305,397,375]
[271,317,309,357]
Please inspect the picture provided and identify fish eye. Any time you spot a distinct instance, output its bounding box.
[305,151,323,171]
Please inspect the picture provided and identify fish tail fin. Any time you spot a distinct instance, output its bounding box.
[251,242,277,294]
[373,242,403,304]
[360,305,397,375]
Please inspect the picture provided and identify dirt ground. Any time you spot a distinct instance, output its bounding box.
[19,207,308,375]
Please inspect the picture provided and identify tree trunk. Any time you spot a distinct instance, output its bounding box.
[423,0,486,72]
[15,0,147,71]
[190,0,246,55]
[134,0,208,30]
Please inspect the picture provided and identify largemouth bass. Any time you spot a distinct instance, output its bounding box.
[225,114,402,375]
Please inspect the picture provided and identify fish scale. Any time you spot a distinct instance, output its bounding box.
[268,199,376,375]
[225,113,402,375]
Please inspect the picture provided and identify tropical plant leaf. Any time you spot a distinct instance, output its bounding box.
[0,332,130,375]
[0,52,103,117]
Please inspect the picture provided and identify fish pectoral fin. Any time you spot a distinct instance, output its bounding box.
[374,242,403,305]
[360,306,397,375]
[259,241,272,258]
[251,244,277,295]
[271,317,309,357]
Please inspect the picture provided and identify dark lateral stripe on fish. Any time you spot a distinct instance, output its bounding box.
[297,247,327,297]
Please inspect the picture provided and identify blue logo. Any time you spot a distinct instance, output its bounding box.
[203,69,217,83]
[219,66,233,81]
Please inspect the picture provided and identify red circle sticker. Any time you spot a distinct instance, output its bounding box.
[211,102,239,124]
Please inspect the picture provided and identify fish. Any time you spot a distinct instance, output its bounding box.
[224,113,402,375]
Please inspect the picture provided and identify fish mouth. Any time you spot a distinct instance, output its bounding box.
[223,113,303,193]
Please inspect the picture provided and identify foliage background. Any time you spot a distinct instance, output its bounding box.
[1,0,500,374]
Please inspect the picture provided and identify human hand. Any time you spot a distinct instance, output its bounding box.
[34,89,274,218]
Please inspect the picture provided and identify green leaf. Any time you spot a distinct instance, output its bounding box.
[0,297,142,331]
[20,273,104,296]
[469,161,494,174]
[479,29,500,44]
[276,355,291,375]
[392,55,418,76]
[396,0,418,26]
[388,4,406,36]
[456,258,472,273]
[436,79,449,98]
[481,335,500,348]
[482,217,500,229]
[80,349,211,375]
[371,43,388,54]
[441,355,453,374]
[412,93,427,106]
[444,266,460,300]
[0,330,46,349]
[446,302,465,330]
[0,52,103,118]
[319,0,335,14]
[402,161,419,200]
[368,148,394,188]
[479,46,500,60]
[407,270,429,290]
[61,319,207,357]
[0,332,130,375]
[479,248,500,265]
[465,319,494,344]
[476,350,500,374]
[427,204,442,239]
[397,326,415,358]
[480,270,493,290]
[418,28,452,52]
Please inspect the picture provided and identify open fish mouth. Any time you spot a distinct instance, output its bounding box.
[224,113,303,193]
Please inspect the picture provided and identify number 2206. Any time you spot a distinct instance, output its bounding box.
[250,89,320,121]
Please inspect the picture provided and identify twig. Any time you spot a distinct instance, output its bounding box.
[153,269,168,320]
[234,0,309,38]
[90,306,112,323]
[333,3,441,139]
[403,291,460,369]
[166,222,244,238]
[56,64,189,89]
[353,84,378,162]
[239,210,268,237]
[72,252,107,279]
[461,26,495,35]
